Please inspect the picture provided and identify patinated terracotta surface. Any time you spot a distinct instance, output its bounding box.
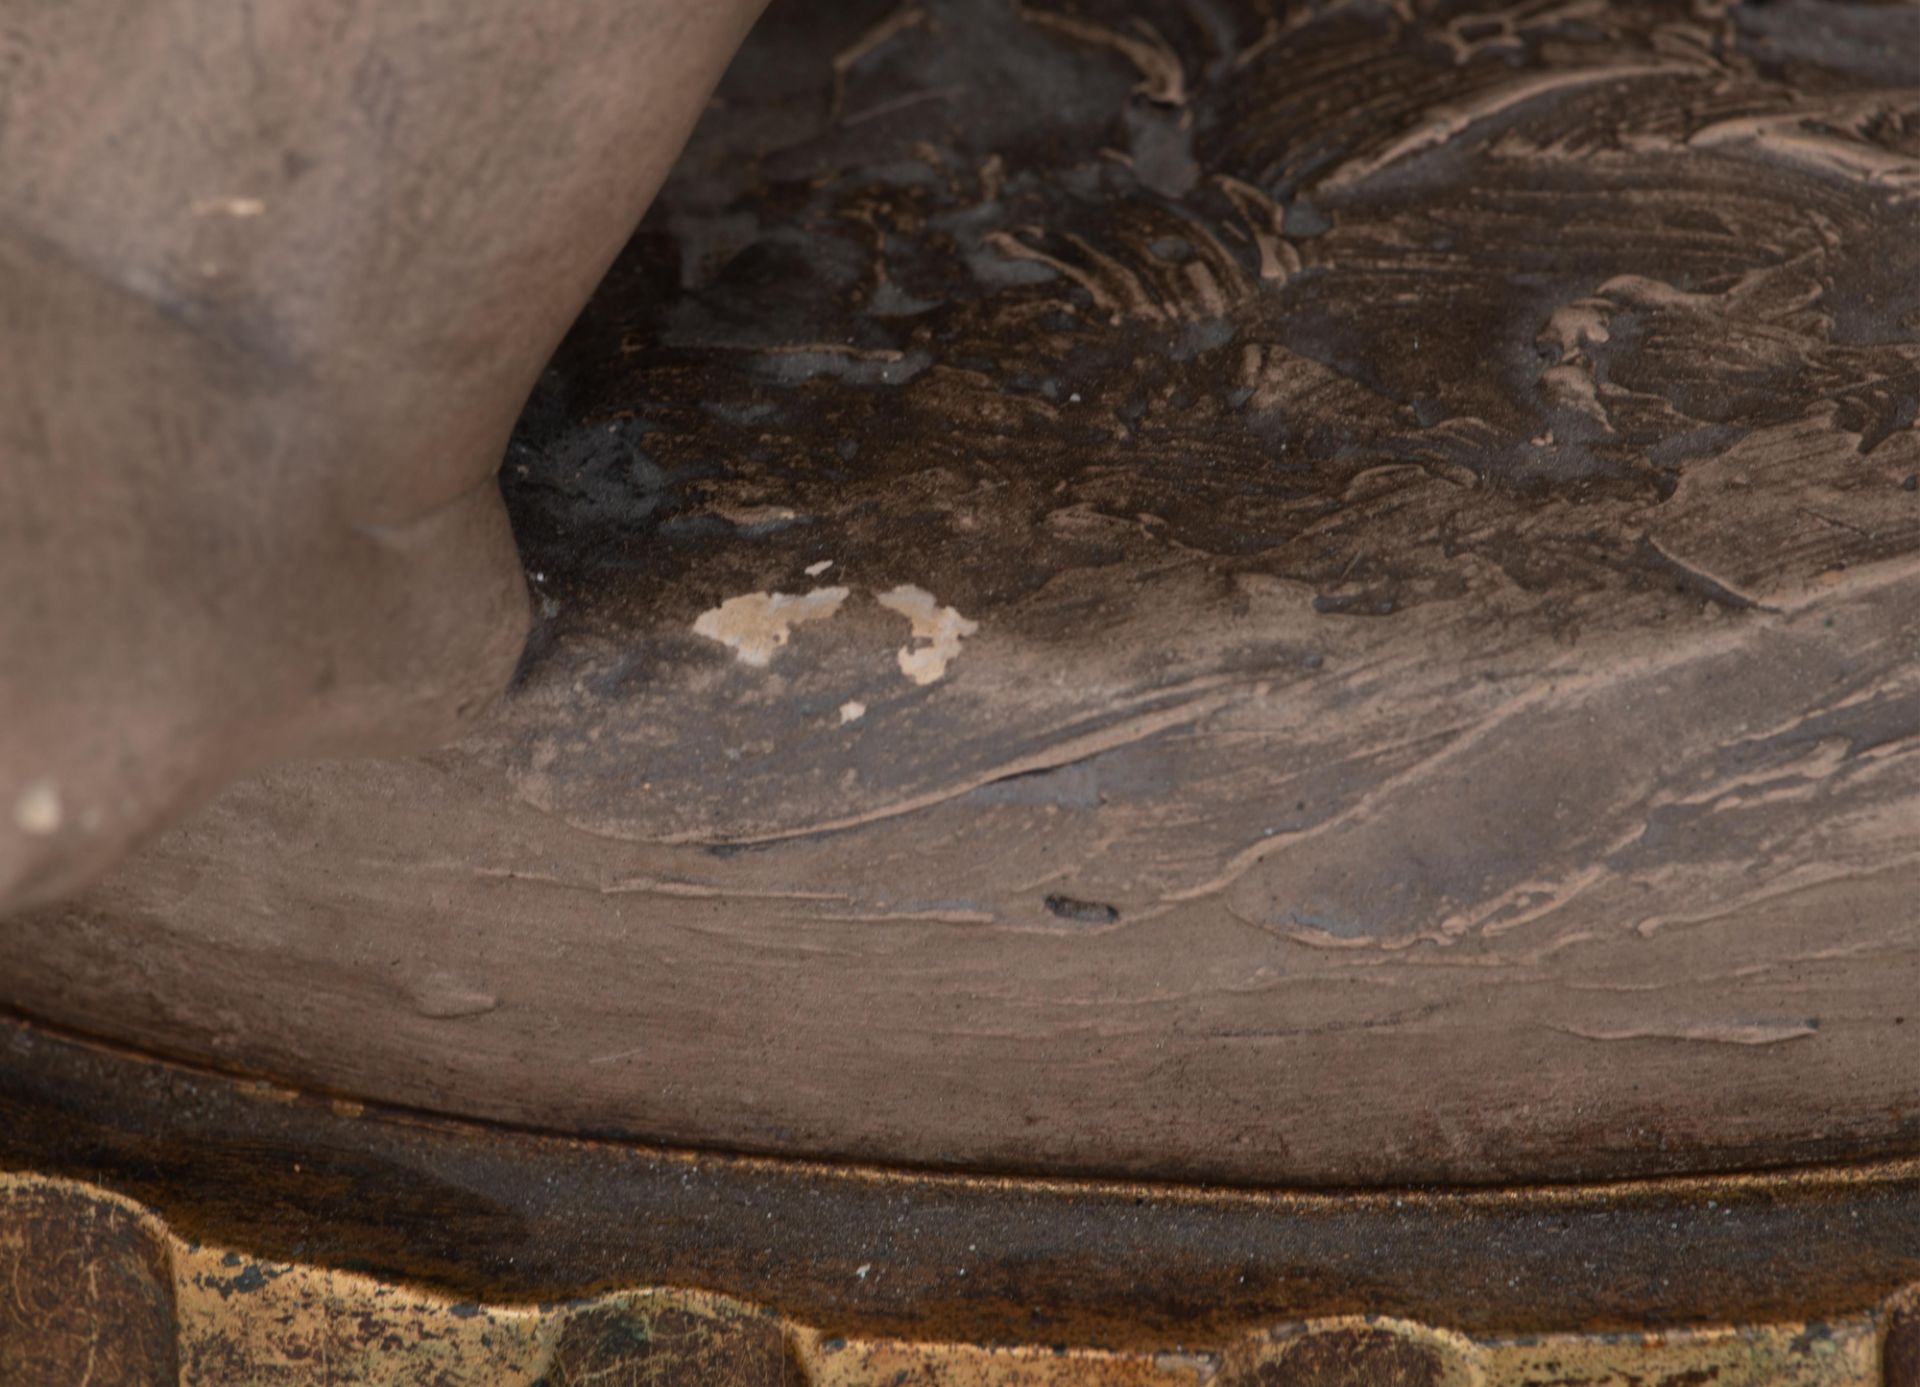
[0,0,1914,1186]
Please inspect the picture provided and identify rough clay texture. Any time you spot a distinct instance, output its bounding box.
[2,0,1916,1185]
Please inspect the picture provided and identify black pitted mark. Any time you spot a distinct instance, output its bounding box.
[200,1263,276,1299]
[1045,895,1120,925]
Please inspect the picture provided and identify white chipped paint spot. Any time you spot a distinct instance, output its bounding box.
[13,780,61,835]
[692,586,849,667]
[877,584,978,685]
[805,559,835,576]
[840,700,867,724]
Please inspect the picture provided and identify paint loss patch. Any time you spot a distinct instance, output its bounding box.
[877,584,979,685]
[692,584,979,685]
[691,587,850,667]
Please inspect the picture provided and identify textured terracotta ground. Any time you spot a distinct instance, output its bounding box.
[1,0,1914,1186]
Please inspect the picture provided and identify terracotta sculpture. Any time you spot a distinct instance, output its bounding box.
[1,1,1916,1374]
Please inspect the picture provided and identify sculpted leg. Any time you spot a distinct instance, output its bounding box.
[0,0,766,907]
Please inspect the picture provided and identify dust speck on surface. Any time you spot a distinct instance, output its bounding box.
[191,194,266,217]
[406,971,499,1020]
[13,781,61,836]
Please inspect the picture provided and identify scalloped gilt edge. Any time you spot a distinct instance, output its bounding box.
[3,1171,1914,1386]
